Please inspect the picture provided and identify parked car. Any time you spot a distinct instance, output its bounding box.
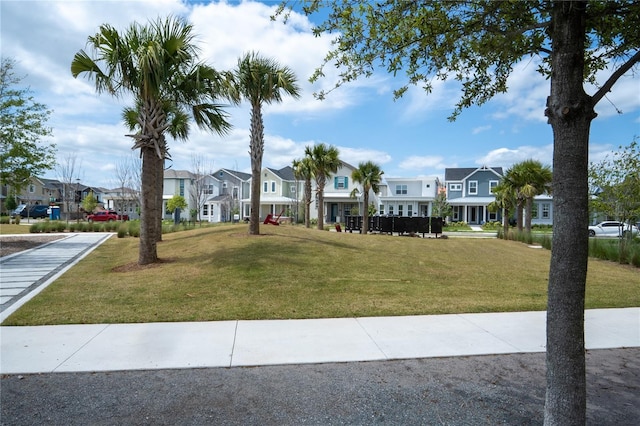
[10,204,27,218]
[86,210,129,222]
[19,205,49,219]
[588,221,639,238]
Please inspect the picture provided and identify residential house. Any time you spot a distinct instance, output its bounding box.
[246,166,301,222]
[103,187,140,219]
[308,161,383,224]
[201,168,251,223]
[444,166,504,224]
[378,177,440,217]
[529,193,554,226]
[162,169,196,220]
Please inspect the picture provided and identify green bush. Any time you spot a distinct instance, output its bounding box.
[29,223,43,233]
[117,223,128,238]
[55,221,67,232]
[0,216,10,225]
[128,221,140,237]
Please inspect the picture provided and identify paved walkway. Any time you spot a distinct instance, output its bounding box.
[0,233,638,375]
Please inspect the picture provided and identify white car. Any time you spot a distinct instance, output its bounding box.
[588,221,639,238]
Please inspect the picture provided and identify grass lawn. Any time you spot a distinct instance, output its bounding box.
[3,224,639,325]
[0,223,33,234]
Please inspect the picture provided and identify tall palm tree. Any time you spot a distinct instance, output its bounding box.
[292,155,314,228]
[72,17,232,265]
[351,161,383,234]
[307,143,340,230]
[229,52,300,235]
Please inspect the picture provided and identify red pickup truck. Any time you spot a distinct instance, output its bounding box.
[86,210,129,222]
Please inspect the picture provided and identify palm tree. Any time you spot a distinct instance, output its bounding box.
[307,143,340,230]
[488,180,517,237]
[507,160,553,233]
[229,52,300,235]
[72,17,232,265]
[292,155,314,228]
[351,161,383,234]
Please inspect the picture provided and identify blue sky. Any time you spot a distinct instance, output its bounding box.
[2,0,639,189]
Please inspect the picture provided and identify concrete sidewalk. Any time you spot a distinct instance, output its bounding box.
[1,308,638,374]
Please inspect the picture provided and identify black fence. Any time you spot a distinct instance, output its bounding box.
[344,215,444,237]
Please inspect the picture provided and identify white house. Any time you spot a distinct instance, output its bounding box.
[378,176,440,217]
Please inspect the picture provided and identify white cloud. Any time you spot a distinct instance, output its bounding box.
[475,145,554,169]
[472,125,492,135]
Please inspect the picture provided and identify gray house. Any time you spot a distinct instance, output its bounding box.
[445,166,503,224]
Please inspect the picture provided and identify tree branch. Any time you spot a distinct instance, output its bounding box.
[592,50,640,105]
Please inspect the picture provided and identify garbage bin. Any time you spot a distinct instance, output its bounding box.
[48,206,60,220]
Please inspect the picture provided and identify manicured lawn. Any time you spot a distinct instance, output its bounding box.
[0,223,32,234]
[3,224,639,325]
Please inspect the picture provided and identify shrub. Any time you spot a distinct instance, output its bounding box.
[117,223,128,238]
[55,221,67,232]
[128,221,140,237]
[0,216,10,225]
[29,223,43,233]
[14,216,20,225]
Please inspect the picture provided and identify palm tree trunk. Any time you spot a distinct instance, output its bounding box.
[249,102,264,235]
[156,156,164,242]
[517,201,524,232]
[525,197,533,233]
[304,180,311,228]
[362,191,369,234]
[502,207,509,237]
[139,147,158,265]
[317,177,325,230]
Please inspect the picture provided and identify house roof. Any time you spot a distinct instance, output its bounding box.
[444,166,503,181]
[268,166,296,181]
[164,169,195,179]
[216,168,251,181]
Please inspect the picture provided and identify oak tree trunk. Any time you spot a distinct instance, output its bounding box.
[544,2,595,424]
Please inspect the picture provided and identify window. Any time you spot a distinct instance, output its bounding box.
[395,184,408,195]
[334,176,348,189]
[389,205,394,215]
[233,187,239,200]
[449,183,462,191]
[204,184,214,195]
[468,181,478,195]
[203,205,208,216]
[271,181,276,193]
[179,179,185,196]
[379,205,384,215]
[407,204,413,216]
[489,180,498,193]
[398,205,404,216]
[263,182,268,193]
[29,184,35,193]
[542,203,550,219]
[488,211,497,221]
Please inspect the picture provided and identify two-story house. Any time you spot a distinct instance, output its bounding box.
[247,166,301,222]
[378,177,440,217]
[311,161,358,224]
[162,169,196,220]
[444,166,503,224]
[201,168,251,223]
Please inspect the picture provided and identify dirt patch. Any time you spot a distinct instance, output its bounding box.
[0,235,66,257]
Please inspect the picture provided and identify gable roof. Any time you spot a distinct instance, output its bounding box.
[216,168,252,181]
[445,166,503,181]
[268,166,296,181]
[164,169,194,179]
